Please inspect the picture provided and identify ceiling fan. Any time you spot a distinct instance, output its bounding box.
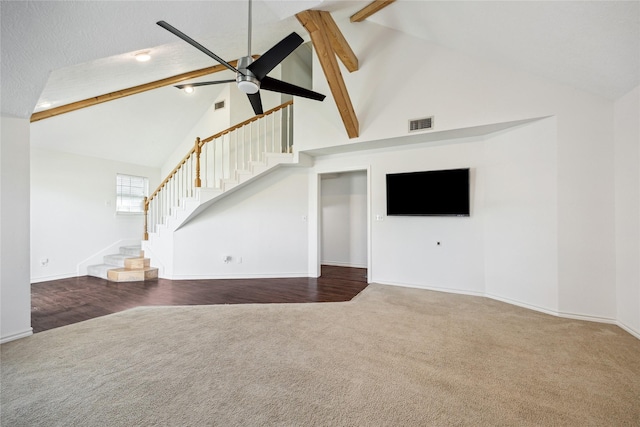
[157,0,325,115]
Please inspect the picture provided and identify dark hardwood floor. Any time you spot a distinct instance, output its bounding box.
[31,266,368,333]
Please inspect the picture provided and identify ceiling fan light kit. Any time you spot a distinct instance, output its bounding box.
[157,0,325,115]
[236,56,260,94]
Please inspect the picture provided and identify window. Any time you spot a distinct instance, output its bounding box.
[116,174,148,214]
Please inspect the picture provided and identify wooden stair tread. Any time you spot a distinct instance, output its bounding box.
[107,266,158,282]
[124,257,150,269]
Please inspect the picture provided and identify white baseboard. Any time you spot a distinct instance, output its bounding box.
[555,310,617,324]
[31,272,77,284]
[1,328,33,344]
[321,261,367,268]
[485,292,561,318]
[374,280,484,297]
[617,321,640,340]
[375,282,638,340]
[167,272,310,280]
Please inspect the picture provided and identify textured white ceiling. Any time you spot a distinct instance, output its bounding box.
[1,0,328,118]
[1,0,638,168]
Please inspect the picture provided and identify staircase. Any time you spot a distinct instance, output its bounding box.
[152,151,295,233]
[141,101,298,278]
[87,245,158,282]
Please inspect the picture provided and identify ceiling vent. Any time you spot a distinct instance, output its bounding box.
[214,100,225,110]
[409,116,434,132]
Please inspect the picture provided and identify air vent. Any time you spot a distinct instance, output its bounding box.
[409,116,434,132]
[214,100,225,110]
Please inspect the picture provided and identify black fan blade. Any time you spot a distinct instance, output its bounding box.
[247,32,304,80]
[247,92,264,115]
[157,21,241,75]
[175,80,236,89]
[260,76,326,101]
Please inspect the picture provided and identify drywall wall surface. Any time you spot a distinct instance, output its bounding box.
[483,117,558,313]
[1,115,32,342]
[298,19,618,321]
[295,21,561,152]
[312,137,487,295]
[30,148,160,282]
[308,117,563,315]
[281,44,312,93]
[556,91,616,321]
[160,87,231,178]
[614,85,640,335]
[170,167,309,279]
[321,170,367,268]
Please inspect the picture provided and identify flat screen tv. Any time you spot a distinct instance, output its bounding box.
[386,168,470,216]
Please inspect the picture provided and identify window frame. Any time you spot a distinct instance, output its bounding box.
[115,173,149,215]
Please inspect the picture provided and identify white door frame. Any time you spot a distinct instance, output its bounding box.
[308,165,371,280]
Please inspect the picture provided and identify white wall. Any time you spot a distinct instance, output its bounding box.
[30,148,160,282]
[483,118,558,313]
[281,45,312,92]
[309,118,559,313]
[1,115,32,343]
[311,136,488,294]
[169,167,309,279]
[161,87,232,178]
[366,140,487,295]
[297,19,617,323]
[321,170,367,268]
[556,91,616,321]
[614,85,640,336]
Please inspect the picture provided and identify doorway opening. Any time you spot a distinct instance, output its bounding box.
[319,169,369,282]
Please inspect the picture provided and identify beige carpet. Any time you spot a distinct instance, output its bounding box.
[2,284,639,426]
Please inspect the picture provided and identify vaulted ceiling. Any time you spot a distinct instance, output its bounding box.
[1,1,638,167]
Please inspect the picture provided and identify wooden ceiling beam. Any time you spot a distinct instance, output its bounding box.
[350,0,396,23]
[30,58,253,123]
[320,12,358,72]
[296,10,359,139]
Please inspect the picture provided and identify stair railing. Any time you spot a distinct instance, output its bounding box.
[144,100,293,240]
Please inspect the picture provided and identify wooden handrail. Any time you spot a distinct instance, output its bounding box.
[147,100,293,203]
[143,100,294,240]
[148,146,197,202]
[200,100,293,144]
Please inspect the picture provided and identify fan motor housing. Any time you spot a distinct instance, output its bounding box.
[236,56,260,94]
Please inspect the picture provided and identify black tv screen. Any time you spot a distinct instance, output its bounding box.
[386,168,470,216]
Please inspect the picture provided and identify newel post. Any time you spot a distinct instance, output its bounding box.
[143,197,149,241]
[194,137,202,188]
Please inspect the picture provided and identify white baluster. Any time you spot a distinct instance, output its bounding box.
[263,113,267,160]
[250,121,254,164]
[209,140,214,188]
[271,111,275,153]
[286,104,292,152]
[188,156,192,198]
